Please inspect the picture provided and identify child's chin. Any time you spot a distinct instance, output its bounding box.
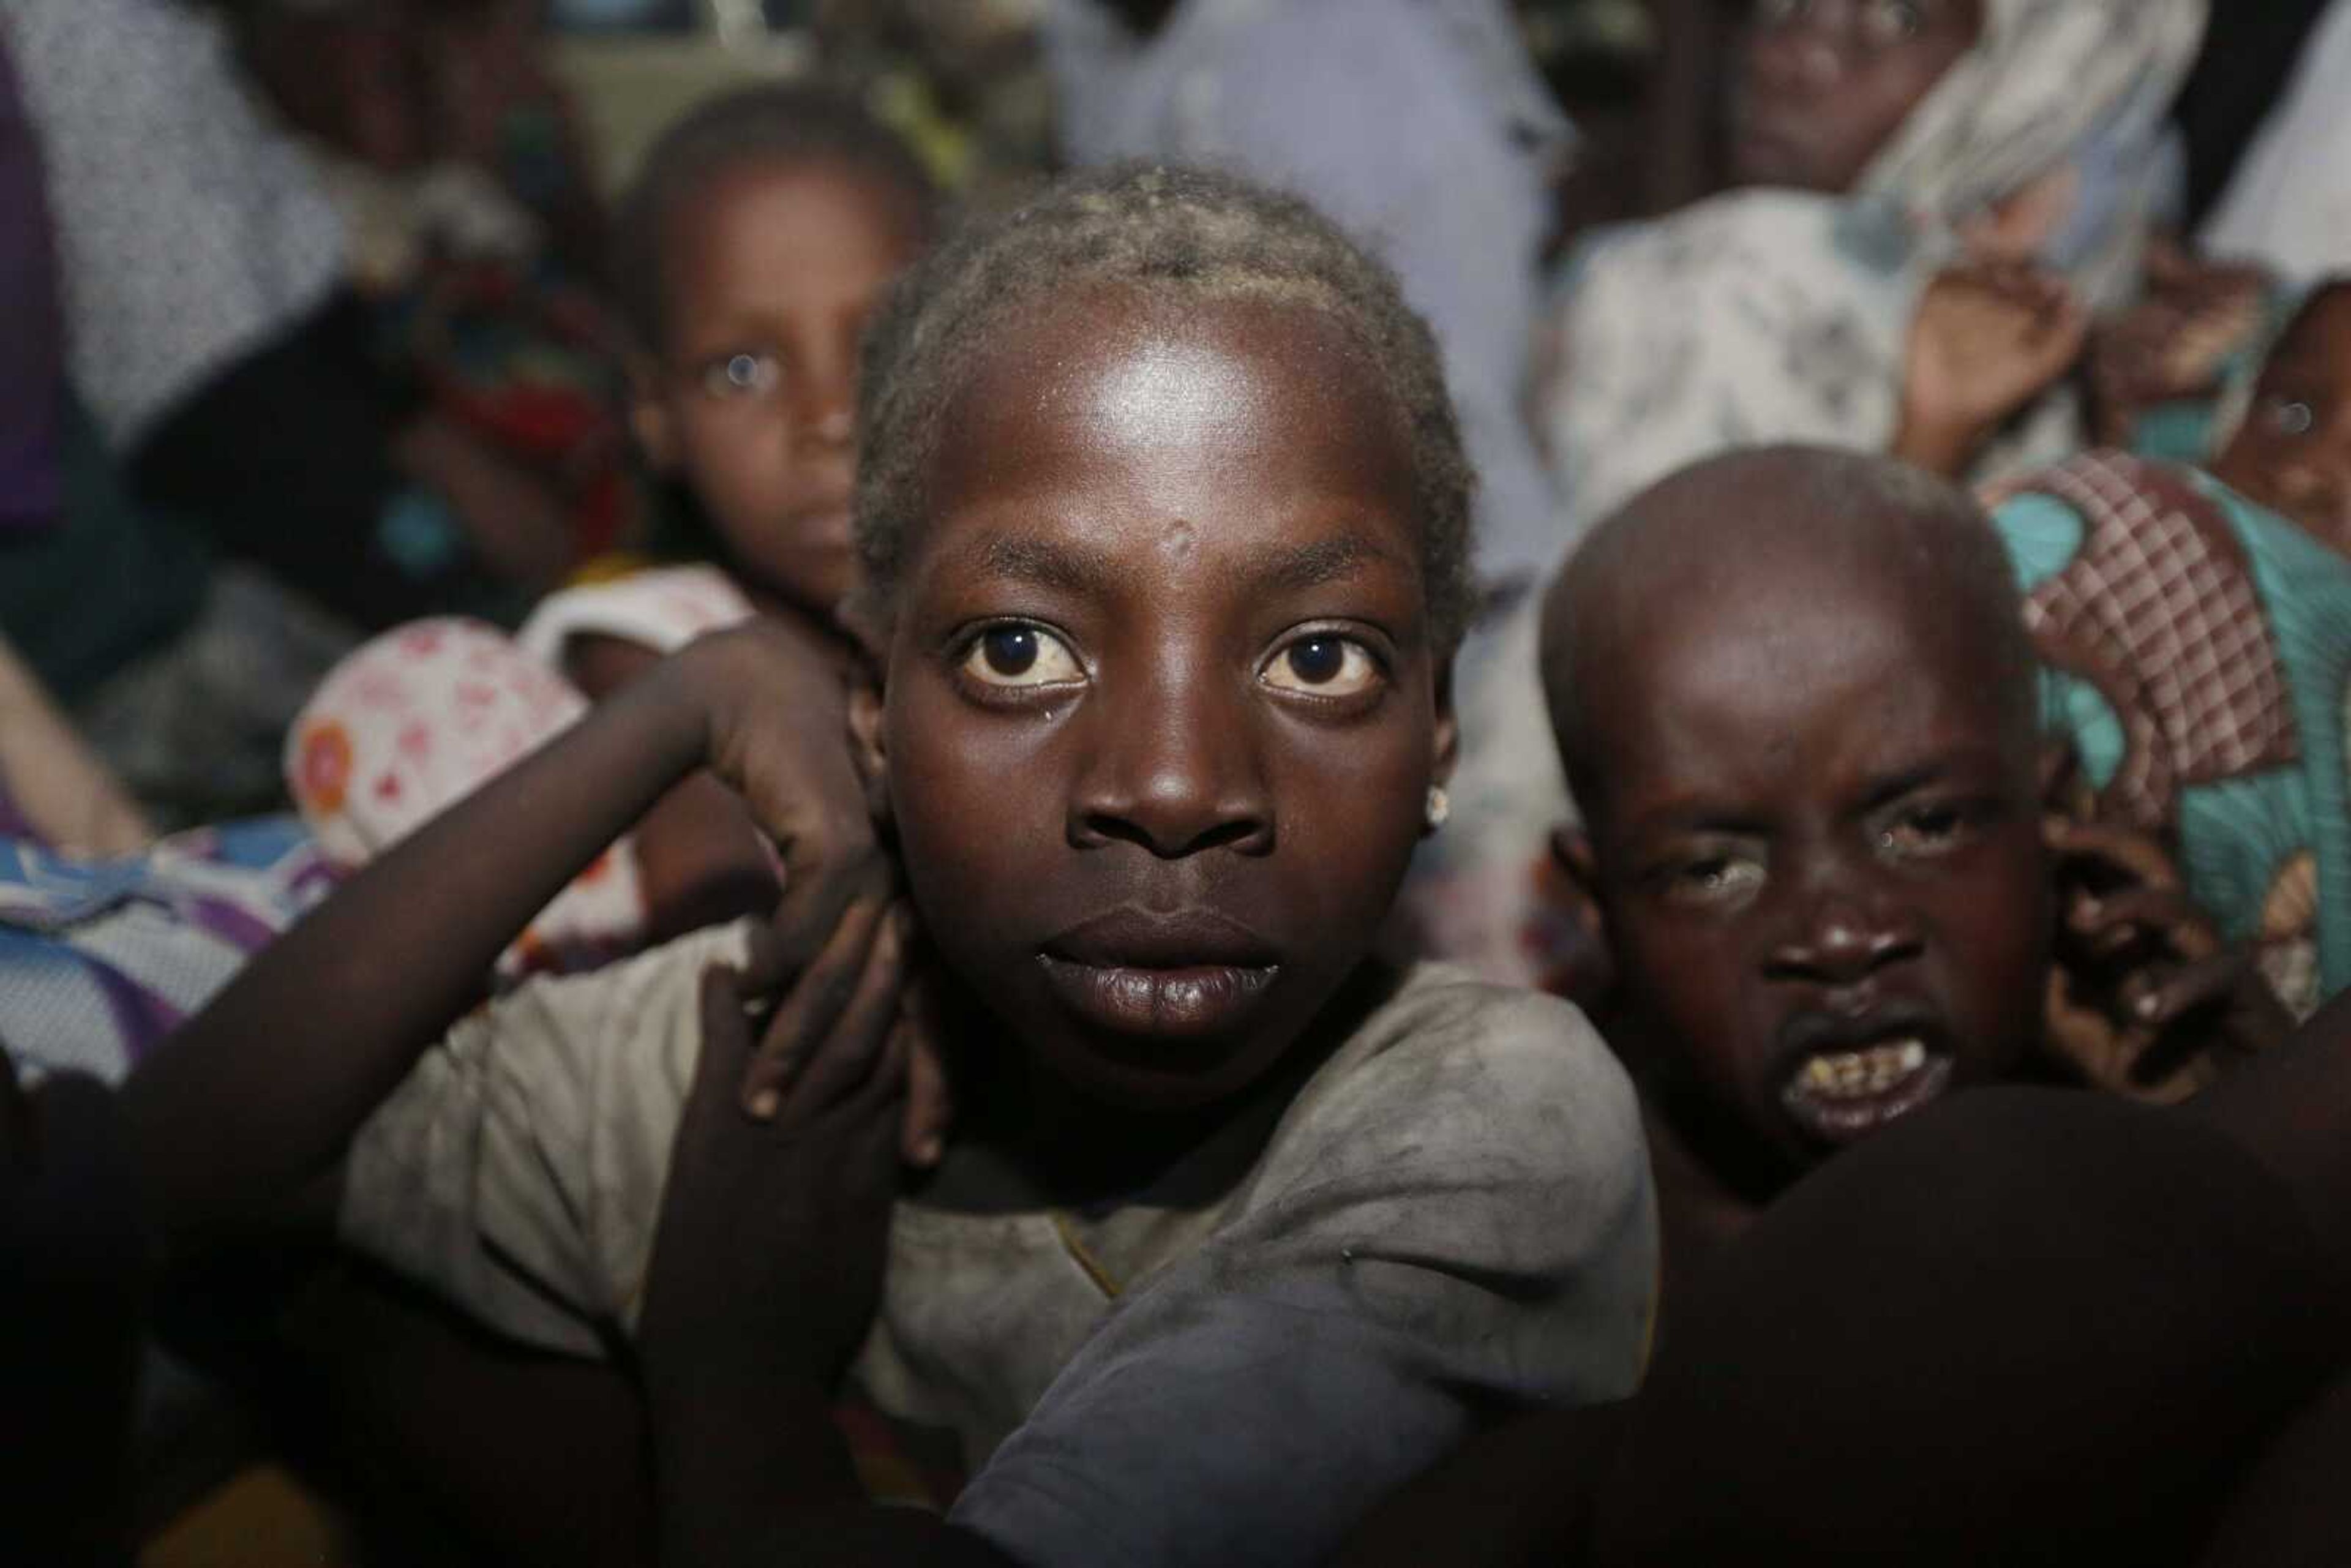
[1030,1011,1294,1113]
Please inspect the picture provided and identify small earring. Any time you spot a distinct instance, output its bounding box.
[1424,786,1451,831]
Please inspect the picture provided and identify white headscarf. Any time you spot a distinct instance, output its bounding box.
[1537,0,2209,542]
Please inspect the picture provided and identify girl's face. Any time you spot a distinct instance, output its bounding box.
[1730,0,1984,194]
[2213,288,2351,560]
[634,158,924,620]
[872,292,1455,1112]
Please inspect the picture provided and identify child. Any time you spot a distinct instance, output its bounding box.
[1303,446,2344,1566]
[1535,446,2284,1300]
[287,84,940,966]
[207,166,1654,1566]
[2210,277,2351,558]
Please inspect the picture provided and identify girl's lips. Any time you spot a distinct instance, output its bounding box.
[1035,954,1280,1041]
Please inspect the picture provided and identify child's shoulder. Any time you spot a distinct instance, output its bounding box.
[1249,962,1648,1239]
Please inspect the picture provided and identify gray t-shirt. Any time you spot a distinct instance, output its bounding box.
[342,923,1655,1568]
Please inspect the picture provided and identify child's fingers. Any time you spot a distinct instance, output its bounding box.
[764,852,894,985]
[842,1026,914,1180]
[2044,817,2183,890]
[2121,950,2248,1032]
[850,1009,917,1127]
[732,920,792,999]
[742,895,889,1119]
[2066,885,2221,961]
[899,1027,953,1169]
[894,967,953,1167]
[692,966,762,1127]
[732,708,882,912]
[779,905,909,1126]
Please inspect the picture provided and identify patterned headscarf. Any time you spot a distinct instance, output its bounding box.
[1989,450,2351,1021]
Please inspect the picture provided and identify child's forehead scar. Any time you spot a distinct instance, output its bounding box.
[942,529,1411,596]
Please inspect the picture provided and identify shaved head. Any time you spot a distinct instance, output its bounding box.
[1542,446,2036,817]
[1536,446,2053,1186]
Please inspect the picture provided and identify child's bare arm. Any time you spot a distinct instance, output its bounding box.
[569,632,784,942]
[120,620,874,1255]
[632,902,1013,1568]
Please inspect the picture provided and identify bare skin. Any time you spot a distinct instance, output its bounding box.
[636,285,1458,1566]
[120,617,876,1255]
[1894,260,2088,476]
[1728,0,1983,195]
[1540,450,2282,1294]
[589,157,926,965]
[2211,283,2351,560]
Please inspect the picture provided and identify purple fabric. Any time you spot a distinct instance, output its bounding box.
[0,781,37,844]
[0,35,61,535]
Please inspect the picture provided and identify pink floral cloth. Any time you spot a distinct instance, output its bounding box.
[286,565,754,983]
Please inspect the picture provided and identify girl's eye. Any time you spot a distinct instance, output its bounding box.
[1662,854,1767,909]
[961,625,1084,688]
[1261,635,1382,697]
[1879,803,1969,857]
[702,352,781,398]
[1859,0,1925,43]
[2268,398,2317,437]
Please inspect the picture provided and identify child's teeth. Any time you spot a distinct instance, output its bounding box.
[1797,1040,1929,1101]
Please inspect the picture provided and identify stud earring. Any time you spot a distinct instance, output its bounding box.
[1424,786,1451,831]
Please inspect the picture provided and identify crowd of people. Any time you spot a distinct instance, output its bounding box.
[6,1,2351,1563]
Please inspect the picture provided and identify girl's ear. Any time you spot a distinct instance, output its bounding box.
[627,351,679,473]
[1546,826,1619,1011]
[1430,659,1460,787]
[847,680,891,825]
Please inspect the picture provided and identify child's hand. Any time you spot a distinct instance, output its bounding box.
[637,885,913,1410]
[2043,816,2292,1101]
[673,620,883,918]
[1896,261,2088,475]
[669,623,958,1168]
[2087,240,2271,446]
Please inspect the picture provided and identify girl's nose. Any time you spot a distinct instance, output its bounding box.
[1750,13,1847,94]
[1068,670,1273,860]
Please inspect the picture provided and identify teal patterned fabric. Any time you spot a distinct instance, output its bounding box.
[1991,452,2351,1013]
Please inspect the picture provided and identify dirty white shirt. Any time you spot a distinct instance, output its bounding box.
[342,923,1655,1568]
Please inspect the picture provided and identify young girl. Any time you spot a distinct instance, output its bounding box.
[183,164,1655,1566]
[286,84,940,970]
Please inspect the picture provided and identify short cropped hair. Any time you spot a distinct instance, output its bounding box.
[1542,446,2035,801]
[850,164,1478,650]
[612,83,939,353]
